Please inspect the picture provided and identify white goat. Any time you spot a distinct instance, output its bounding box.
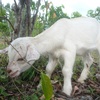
[0,17,100,96]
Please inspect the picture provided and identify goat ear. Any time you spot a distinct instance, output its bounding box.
[0,47,8,54]
[26,45,40,62]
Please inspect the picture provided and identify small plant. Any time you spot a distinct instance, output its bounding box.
[41,72,53,100]
[0,86,9,97]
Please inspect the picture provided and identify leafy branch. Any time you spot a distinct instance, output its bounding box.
[0,16,15,31]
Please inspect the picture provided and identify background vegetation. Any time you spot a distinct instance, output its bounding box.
[0,0,100,99]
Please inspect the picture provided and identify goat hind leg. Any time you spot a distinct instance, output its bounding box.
[78,53,93,83]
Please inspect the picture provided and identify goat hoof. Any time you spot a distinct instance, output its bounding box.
[77,78,85,83]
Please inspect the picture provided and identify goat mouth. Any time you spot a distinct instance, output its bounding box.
[10,70,19,78]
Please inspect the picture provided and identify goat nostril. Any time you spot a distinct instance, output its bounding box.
[7,69,12,73]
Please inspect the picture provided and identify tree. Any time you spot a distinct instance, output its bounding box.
[39,1,69,30]
[0,3,9,35]
[48,5,70,26]
[0,0,41,40]
[87,7,100,21]
[71,11,82,18]
[11,0,41,40]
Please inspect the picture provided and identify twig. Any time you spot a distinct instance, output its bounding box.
[12,79,24,96]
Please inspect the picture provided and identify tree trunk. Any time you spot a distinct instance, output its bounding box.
[13,0,23,39]
[31,0,41,34]
[26,0,31,36]
[12,0,41,39]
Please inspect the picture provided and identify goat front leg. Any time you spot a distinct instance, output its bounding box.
[46,55,58,78]
[37,55,57,88]
[62,50,76,96]
[78,53,93,83]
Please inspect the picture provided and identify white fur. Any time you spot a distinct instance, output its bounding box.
[1,17,100,96]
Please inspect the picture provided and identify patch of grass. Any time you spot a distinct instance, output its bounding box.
[0,47,100,99]
[0,54,47,99]
[0,43,7,49]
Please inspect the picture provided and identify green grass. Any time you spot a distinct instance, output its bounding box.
[0,43,6,49]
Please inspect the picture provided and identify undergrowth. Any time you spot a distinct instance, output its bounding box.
[0,52,100,100]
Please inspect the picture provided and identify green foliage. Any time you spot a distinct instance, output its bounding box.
[71,11,82,18]
[48,5,69,26]
[22,94,39,100]
[0,54,8,84]
[0,22,8,33]
[0,54,8,67]
[31,1,36,10]
[0,3,15,36]
[41,72,53,100]
[0,5,9,34]
[38,1,70,31]
[21,67,35,80]
[87,7,100,20]
[0,43,6,49]
[0,5,6,19]
[32,18,45,36]
[0,86,9,97]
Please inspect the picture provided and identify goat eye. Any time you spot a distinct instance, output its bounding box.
[17,58,24,61]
